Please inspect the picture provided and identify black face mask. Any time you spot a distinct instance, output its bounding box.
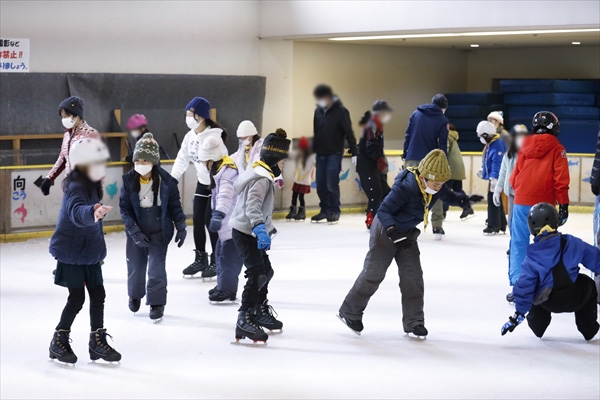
[270,164,281,177]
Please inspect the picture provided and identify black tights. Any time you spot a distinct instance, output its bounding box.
[291,192,305,207]
[56,285,105,331]
[193,183,218,253]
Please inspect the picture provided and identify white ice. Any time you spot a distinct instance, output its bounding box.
[1,211,598,399]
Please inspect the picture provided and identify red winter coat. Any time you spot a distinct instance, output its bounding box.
[510,134,570,206]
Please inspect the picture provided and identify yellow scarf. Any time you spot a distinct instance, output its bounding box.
[217,156,237,173]
[408,166,433,228]
[139,176,151,185]
[245,145,250,163]
[252,160,274,178]
[537,225,556,236]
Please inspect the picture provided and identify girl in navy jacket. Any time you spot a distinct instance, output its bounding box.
[49,138,121,365]
[120,133,187,322]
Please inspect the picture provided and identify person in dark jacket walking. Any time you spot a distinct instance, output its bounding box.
[338,150,483,337]
[501,203,600,340]
[48,137,121,365]
[124,114,169,163]
[403,94,449,239]
[311,84,358,224]
[120,133,187,322]
[357,100,393,229]
[592,127,600,303]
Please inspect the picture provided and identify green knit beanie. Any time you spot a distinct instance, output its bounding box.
[133,133,160,165]
[418,149,451,182]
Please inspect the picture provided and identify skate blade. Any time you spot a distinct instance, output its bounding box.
[267,329,283,335]
[201,277,217,282]
[433,234,444,241]
[209,299,238,305]
[182,274,203,279]
[405,333,427,340]
[89,360,121,367]
[460,214,475,221]
[327,221,339,225]
[336,314,361,336]
[49,358,75,368]
[151,317,163,324]
[230,339,267,347]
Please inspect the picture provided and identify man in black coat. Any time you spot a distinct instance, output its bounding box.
[311,84,358,224]
[592,127,600,303]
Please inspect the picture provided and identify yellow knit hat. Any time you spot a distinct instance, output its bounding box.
[418,149,451,182]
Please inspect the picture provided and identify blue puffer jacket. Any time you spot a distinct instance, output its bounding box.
[514,233,600,315]
[120,166,186,244]
[481,137,505,181]
[377,169,467,231]
[49,176,106,265]
[403,104,449,161]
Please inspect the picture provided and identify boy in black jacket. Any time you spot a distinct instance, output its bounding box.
[339,150,482,337]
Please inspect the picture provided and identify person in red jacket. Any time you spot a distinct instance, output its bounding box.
[507,111,570,302]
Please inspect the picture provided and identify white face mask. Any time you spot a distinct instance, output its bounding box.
[241,138,252,146]
[130,129,142,139]
[424,185,439,195]
[134,164,153,176]
[186,116,201,130]
[479,137,487,145]
[88,164,106,182]
[380,114,391,124]
[515,135,525,149]
[317,99,328,109]
[62,117,76,129]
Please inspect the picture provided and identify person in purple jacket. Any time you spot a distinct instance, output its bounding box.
[199,136,244,304]
[501,202,600,340]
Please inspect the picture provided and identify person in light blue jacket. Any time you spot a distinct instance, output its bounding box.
[493,124,529,227]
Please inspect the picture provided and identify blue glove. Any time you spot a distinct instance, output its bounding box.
[209,210,226,232]
[175,229,186,248]
[501,312,525,335]
[252,223,271,250]
[130,230,150,248]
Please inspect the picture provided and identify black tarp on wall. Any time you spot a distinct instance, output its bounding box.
[0,73,266,159]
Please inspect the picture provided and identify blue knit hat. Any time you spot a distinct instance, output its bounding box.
[59,96,84,118]
[186,97,211,120]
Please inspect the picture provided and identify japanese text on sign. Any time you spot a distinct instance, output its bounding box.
[0,38,29,72]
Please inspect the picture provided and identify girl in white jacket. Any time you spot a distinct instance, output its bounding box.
[171,97,228,278]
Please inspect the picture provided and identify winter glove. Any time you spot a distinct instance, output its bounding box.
[174,229,186,248]
[209,210,226,232]
[386,226,419,250]
[458,194,484,209]
[351,156,357,166]
[377,157,388,172]
[592,184,600,196]
[489,178,497,192]
[476,169,483,179]
[558,204,569,226]
[40,178,53,196]
[275,177,284,189]
[252,223,271,250]
[501,312,525,335]
[492,186,503,207]
[130,229,150,248]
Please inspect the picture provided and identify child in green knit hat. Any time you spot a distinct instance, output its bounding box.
[339,149,483,337]
[119,133,187,322]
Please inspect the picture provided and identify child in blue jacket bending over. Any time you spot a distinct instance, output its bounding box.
[49,138,121,365]
[501,202,600,340]
[120,133,187,322]
[477,120,507,235]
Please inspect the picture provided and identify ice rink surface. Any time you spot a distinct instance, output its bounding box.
[1,211,598,399]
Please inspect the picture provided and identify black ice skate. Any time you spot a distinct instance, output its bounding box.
[201,264,217,281]
[232,309,268,345]
[285,206,297,221]
[254,300,283,333]
[209,289,237,304]
[326,212,340,225]
[129,298,140,313]
[182,250,209,277]
[293,206,306,221]
[337,313,363,336]
[483,226,500,235]
[89,329,122,363]
[460,207,475,221]
[150,305,164,323]
[208,285,218,296]
[49,329,77,366]
[432,226,445,241]
[406,325,428,339]
[311,211,327,223]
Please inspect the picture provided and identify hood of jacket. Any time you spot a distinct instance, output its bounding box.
[528,232,562,268]
[520,134,561,159]
[448,129,459,143]
[417,103,444,116]
[233,164,273,195]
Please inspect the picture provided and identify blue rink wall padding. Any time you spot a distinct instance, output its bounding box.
[445,104,505,119]
[447,117,482,132]
[444,92,503,106]
[499,79,597,94]
[508,106,600,120]
[559,120,600,153]
[504,93,596,106]
[596,94,600,107]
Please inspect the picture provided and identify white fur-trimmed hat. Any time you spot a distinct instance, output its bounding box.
[198,136,225,162]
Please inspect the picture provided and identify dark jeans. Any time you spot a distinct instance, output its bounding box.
[527,274,599,339]
[339,216,424,332]
[358,169,390,217]
[216,238,244,293]
[315,154,342,215]
[442,180,466,212]
[193,183,218,253]
[232,229,273,311]
[56,285,105,331]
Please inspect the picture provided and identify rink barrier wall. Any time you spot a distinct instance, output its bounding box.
[0,152,594,241]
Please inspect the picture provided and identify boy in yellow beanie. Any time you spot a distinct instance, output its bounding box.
[338,149,482,337]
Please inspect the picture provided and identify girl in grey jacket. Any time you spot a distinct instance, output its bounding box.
[230,129,290,344]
